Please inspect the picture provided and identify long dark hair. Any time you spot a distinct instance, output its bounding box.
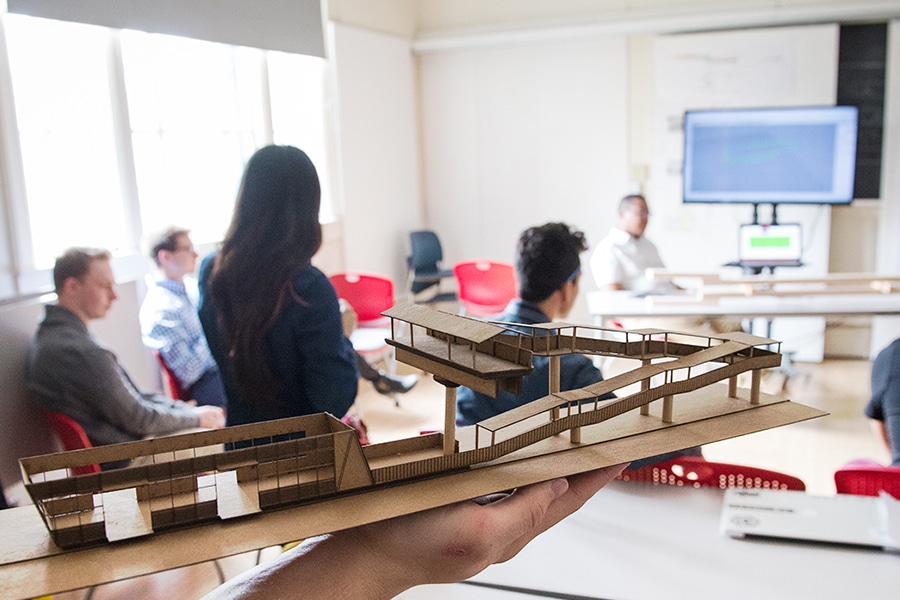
[209,145,323,397]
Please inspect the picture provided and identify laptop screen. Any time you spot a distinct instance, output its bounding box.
[738,223,802,264]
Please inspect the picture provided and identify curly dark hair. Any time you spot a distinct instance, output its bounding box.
[515,223,587,303]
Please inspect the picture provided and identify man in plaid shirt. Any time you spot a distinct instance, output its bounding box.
[140,227,227,408]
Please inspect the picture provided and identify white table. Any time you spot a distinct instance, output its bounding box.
[586,290,900,361]
[586,290,900,322]
[402,480,900,600]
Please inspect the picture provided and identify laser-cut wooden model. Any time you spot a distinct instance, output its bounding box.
[20,304,824,550]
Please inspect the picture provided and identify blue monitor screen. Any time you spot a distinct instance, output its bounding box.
[683,106,858,205]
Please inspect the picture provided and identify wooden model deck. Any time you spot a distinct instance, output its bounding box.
[19,304,825,552]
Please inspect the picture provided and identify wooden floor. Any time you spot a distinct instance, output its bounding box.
[50,358,888,600]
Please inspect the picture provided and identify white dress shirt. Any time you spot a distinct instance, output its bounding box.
[589,227,669,292]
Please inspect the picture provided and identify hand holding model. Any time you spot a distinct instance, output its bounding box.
[202,464,626,599]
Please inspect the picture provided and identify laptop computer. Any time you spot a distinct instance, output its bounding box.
[720,488,900,551]
[736,223,803,269]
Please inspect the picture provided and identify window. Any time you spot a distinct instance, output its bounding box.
[0,13,336,294]
[121,31,265,246]
[5,15,127,269]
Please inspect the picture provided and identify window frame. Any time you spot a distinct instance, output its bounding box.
[0,13,338,300]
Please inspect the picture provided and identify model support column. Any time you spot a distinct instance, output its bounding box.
[728,375,738,398]
[750,369,761,405]
[440,381,459,455]
[550,355,560,422]
[662,395,674,423]
[640,358,651,415]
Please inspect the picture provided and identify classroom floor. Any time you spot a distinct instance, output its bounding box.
[49,358,887,600]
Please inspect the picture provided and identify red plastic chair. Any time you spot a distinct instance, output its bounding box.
[617,456,806,491]
[453,260,517,317]
[329,271,402,406]
[43,411,100,475]
[329,272,394,325]
[329,270,395,360]
[153,350,190,401]
[834,463,900,499]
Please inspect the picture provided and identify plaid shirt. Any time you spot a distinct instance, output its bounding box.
[139,276,217,387]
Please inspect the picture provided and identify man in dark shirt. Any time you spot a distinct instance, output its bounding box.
[456,223,615,425]
[865,338,900,466]
[455,223,700,469]
[27,247,225,449]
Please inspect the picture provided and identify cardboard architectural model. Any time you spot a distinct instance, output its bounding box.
[20,304,824,550]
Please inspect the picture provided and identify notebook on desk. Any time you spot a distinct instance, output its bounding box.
[720,488,900,551]
[735,223,803,269]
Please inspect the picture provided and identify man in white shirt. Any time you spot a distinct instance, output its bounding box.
[590,194,672,293]
[590,194,740,336]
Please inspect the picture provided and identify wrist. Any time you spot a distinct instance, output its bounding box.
[327,528,418,598]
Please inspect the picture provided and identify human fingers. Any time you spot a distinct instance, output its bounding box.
[196,406,226,429]
[488,463,628,562]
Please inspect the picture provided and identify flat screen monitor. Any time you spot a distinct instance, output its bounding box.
[682,106,858,205]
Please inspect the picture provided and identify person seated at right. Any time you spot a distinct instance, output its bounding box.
[456,222,616,425]
[865,337,900,466]
[27,248,225,455]
[140,226,227,408]
[456,222,700,468]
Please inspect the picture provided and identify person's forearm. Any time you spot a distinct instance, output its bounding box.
[202,466,626,600]
[201,533,408,600]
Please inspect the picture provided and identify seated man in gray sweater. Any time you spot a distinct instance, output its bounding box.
[27,248,224,458]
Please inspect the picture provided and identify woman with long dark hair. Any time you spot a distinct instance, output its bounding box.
[198,145,358,426]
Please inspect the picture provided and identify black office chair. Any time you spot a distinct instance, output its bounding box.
[406,230,457,303]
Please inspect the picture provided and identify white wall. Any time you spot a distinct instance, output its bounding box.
[411,16,899,358]
[331,23,423,285]
[0,279,155,500]
[0,296,53,495]
[418,36,629,324]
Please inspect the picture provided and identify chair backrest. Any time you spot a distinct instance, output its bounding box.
[329,272,394,324]
[153,350,190,401]
[834,465,900,499]
[408,230,453,295]
[618,456,806,491]
[453,260,518,317]
[43,411,100,475]
[409,230,444,274]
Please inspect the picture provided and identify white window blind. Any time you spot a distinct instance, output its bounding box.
[6,0,324,57]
